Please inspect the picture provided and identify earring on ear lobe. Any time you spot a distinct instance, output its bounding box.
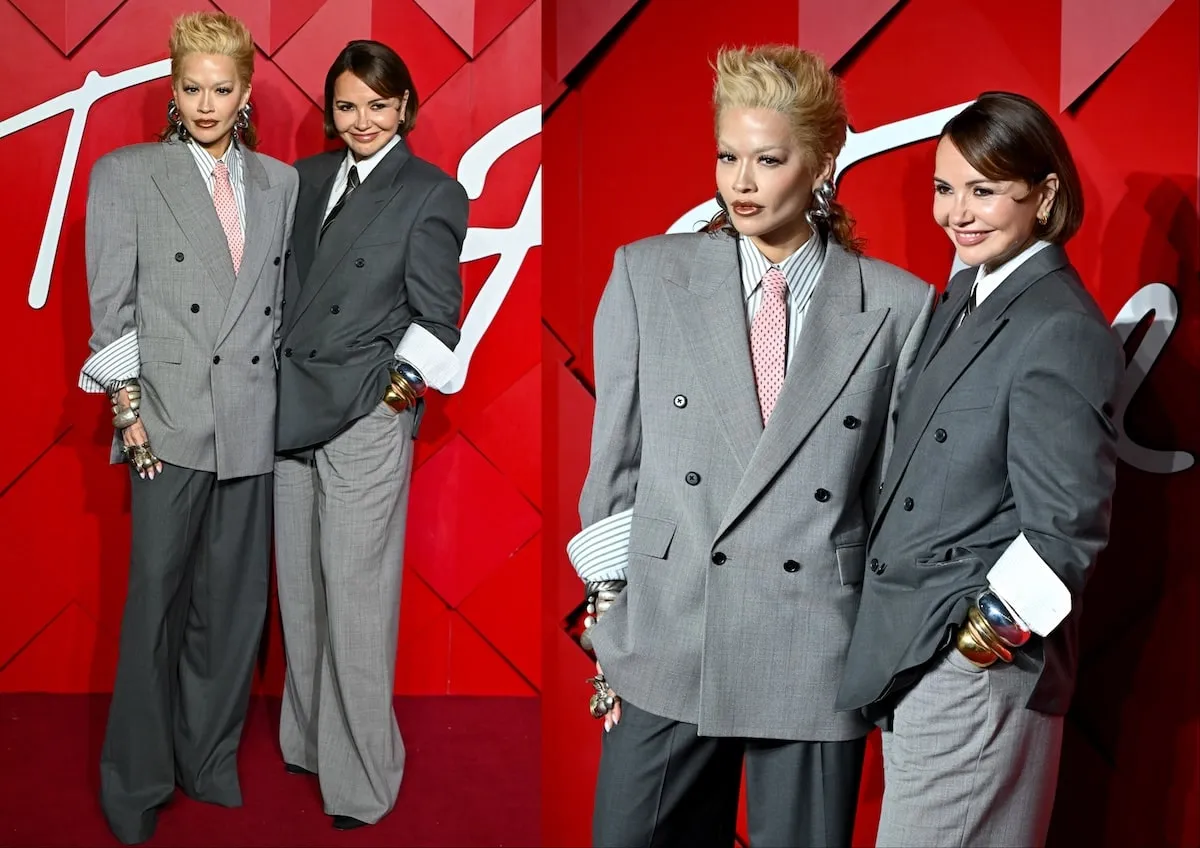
[1037,210,1050,226]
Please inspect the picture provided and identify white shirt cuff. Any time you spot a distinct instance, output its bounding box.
[986,532,1072,636]
[567,509,633,584]
[394,324,459,393]
[79,330,139,393]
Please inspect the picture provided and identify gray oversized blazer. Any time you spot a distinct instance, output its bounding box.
[581,229,935,741]
[84,139,299,479]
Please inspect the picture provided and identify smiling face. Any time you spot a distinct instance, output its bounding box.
[331,71,410,160]
[716,107,832,263]
[932,136,1058,270]
[171,52,249,157]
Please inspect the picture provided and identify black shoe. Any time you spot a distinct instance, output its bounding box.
[332,815,369,831]
[284,763,315,776]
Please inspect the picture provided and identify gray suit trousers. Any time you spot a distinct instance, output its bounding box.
[876,649,1063,848]
[274,402,414,823]
[100,465,271,845]
[594,700,866,848]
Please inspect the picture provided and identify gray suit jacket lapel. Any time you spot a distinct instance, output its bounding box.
[215,149,282,347]
[871,245,1070,542]
[663,233,763,475]
[717,240,887,539]
[290,141,412,326]
[151,140,237,300]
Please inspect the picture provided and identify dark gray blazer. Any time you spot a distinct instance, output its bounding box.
[835,244,1125,721]
[276,139,467,452]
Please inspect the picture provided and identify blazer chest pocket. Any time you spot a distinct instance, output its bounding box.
[842,364,891,398]
[836,543,866,586]
[139,336,183,365]
[628,515,676,560]
[938,384,999,413]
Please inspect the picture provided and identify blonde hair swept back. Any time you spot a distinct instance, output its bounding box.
[162,11,259,147]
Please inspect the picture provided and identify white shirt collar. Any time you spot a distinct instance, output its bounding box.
[738,229,826,301]
[973,240,1053,306]
[342,134,402,183]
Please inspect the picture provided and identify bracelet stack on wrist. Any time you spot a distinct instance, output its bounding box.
[108,380,142,431]
[383,361,428,412]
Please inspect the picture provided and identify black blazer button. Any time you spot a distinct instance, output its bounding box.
[212,355,220,364]
[285,249,291,257]
[281,299,286,307]
[331,305,340,314]
[673,394,687,408]
[869,558,879,573]
[843,415,860,429]
[903,497,914,511]
[934,428,948,443]
[175,252,184,262]
[190,303,199,313]
[685,471,701,486]
[264,306,272,315]
[309,349,317,358]
[877,562,888,575]
[783,559,800,573]
[711,551,727,565]
[251,355,260,364]
[814,488,831,502]
[273,256,281,266]
[284,348,293,358]
[940,290,950,302]
[355,258,365,268]
[878,481,884,493]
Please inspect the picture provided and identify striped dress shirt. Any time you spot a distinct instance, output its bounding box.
[78,139,248,392]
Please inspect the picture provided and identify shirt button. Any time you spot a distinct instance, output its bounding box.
[814,488,831,502]
[212,355,220,364]
[783,559,800,573]
[685,471,701,486]
[934,428,948,443]
[331,305,340,314]
[843,415,860,429]
[711,552,727,565]
[175,252,185,262]
[673,394,687,408]
[190,303,199,313]
[284,348,293,358]
[903,497,914,511]
[251,355,260,364]
[355,258,365,268]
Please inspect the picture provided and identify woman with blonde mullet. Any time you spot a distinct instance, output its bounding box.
[567,45,935,847]
[79,11,297,844]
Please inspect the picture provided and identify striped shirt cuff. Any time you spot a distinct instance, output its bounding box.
[566,509,633,583]
[395,323,460,393]
[79,330,139,393]
[986,532,1072,637]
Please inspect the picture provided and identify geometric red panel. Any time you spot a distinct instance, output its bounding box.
[460,364,541,509]
[797,0,902,67]
[271,0,371,107]
[413,0,531,58]
[552,0,638,83]
[405,435,540,608]
[212,0,326,56]
[395,573,452,695]
[8,0,126,55]
[0,603,115,692]
[458,534,541,689]
[1060,0,1174,110]
[447,613,533,696]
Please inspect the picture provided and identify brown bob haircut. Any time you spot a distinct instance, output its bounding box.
[940,91,1084,244]
[323,40,419,138]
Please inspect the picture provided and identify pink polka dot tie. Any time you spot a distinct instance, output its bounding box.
[751,267,789,425]
[212,161,242,273]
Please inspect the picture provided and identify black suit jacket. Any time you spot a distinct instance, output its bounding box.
[276,138,467,452]
[835,245,1125,721]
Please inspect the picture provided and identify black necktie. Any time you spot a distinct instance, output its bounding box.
[320,165,360,241]
[954,283,979,331]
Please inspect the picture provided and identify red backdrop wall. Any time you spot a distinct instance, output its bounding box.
[543,1,1200,846]
[0,0,541,700]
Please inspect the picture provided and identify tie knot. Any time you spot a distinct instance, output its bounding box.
[347,165,361,189]
[762,267,788,298]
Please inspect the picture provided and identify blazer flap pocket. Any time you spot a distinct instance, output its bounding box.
[139,336,183,365]
[842,364,891,398]
[939,384,999,413]
[628,515,677,560]
[836,543,866,586]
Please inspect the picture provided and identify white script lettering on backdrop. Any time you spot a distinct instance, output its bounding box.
[665,101,1193,475]
[0,61,541,395]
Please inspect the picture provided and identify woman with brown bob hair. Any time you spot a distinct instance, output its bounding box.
[838,92,1125,847]
[80,10,298,845]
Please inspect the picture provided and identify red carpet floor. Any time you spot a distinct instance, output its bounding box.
[0,694,538,847]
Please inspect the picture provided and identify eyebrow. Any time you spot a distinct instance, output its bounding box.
[182,78,235,86]
[716,141,788,154]
[932,176,1002,186]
